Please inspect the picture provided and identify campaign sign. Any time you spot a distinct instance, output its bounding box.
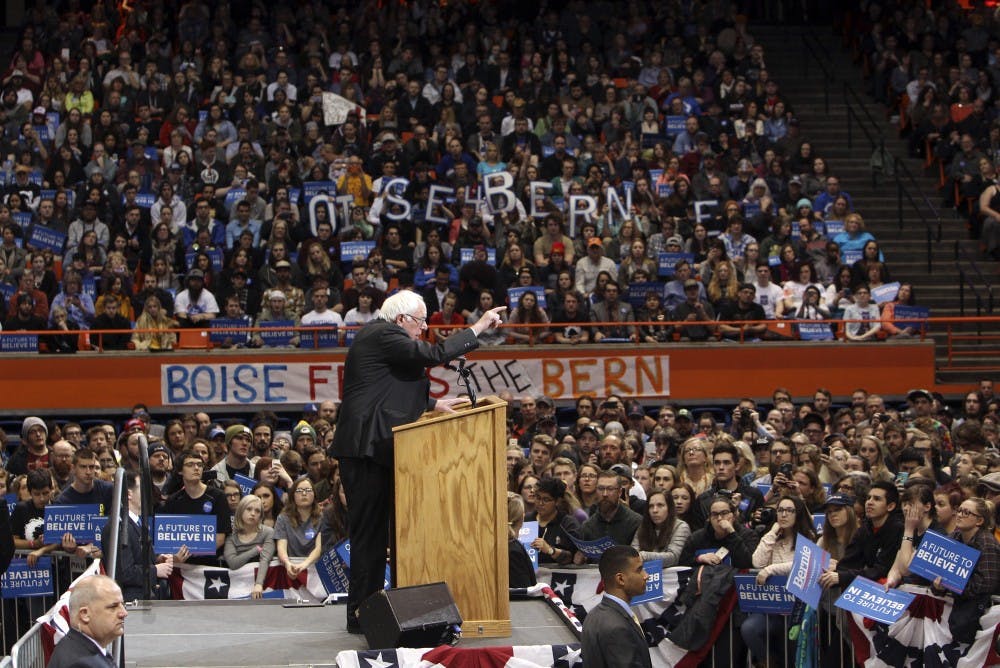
[310,325,340,349]
[459,247,497,266]
[908,530,981,595]
[0,282,15,300]
[185,248,224,272]
[233,473,256,498]
[657,184,674,198]
[303,181,337,202]
[340,241,375,264]
[518,521,539,571]
[5,494,17,515]
[1,557,53,599]
[153,515,218,555]
[288,188,302,205]
[835,576,915,624]
[665,116,686,136]
[568,535,616,561]
[134,192,156,209]
[797,322,834,341]
[258,320,297,347]
[27,225,67,253]
[693,200,718,223]
[631,560,664,605]
[784,535,830,609]
[649,170,664,182]
[742,201,761,219]
[813,514,825,535]
[0,334,39,353]
[82,276,97,301]
[507,287,546,309]
[756,484,772,498]
[626,282,665,308]
[224,188,247,208]
[657,252,694,276]
[824,220,845,235]
[842,249,863,266]
[13,212,33,229]
[325,539,391,591]
[44,505,102,543]
[316,544,351,594]
[893,305,929,333]
[735,575,797,614]
[871,282,900,305]
[209,318,251,345]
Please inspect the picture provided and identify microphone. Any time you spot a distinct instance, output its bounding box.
[445,358,467,373]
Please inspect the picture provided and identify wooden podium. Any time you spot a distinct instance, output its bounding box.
[392,395,511,638]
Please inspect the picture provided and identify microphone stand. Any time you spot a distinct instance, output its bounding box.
[447,358,477,407]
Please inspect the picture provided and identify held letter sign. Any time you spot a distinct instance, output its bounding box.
[631,560,664,605]
[44,505,103,543]
[735,575,797,614]
[2,558,53,598]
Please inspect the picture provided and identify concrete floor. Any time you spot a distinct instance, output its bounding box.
[123,599,577,667]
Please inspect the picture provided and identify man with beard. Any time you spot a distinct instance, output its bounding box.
[691,442,764,529]
[578,470,642,552]
[50,440,75,490]
[173,268,218,328]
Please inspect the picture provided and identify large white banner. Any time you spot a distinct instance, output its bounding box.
[159,352,670,407]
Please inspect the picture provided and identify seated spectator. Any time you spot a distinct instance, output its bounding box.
[343,286,381,328]
[507,289,549,344]
[823,481,903,590]
[44,305,81,354]
[719,283,767,340]
[590,280,637,342]
[637,291,671,344]
[173,268,218,328]
[253,290,301,348]
[843,284,881,342]
[777,262,825,318]
[91,294,132,350]
[831,212,875,263]
[880,283,918,338]
[224,494,275,599]
[671,279,717,341]
[427,292,465,343]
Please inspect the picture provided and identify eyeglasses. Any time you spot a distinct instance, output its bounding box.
[836,484,854,492]
[225,492,241,499]
[710,509,733,519]
[685,448,704,454]
[295,488,315,495]
[956,508,982,518]
[183,461,204,469]
[579,473,598,480]
[596,486,621,494]
[403,313,427,325]
[776,507,796,515]
[535,496,554,504]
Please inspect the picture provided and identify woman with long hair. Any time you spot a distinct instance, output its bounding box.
[320,478,349,548]
[818,493,859,564]
[507,290,549,344]
[252,482,283,528]
[507,493,537,588]
[886,485,938,588]
[131,295,177,351]
[274,477,323,579]
[632,489,691,566]
[224,494,276,599]
[858,435,894,482]
[742,495,817,664]
[576,463,601,510]
[677,437,713,497]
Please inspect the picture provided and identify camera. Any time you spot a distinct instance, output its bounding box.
[758,507,776,527]
[778,463,793,478]
[717,488,734,498]
[737,408,752,431]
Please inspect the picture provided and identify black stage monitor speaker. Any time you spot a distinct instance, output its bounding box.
[358,582,463,649]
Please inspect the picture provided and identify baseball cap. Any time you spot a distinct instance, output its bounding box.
[124,418,146,433]
[587,237,603,248]
[274,259,292,269]
[823,493,853,509]
[907,389,934,403]
[676,409,693,421]
[683,278,699,289]
[666,235,683,246]
[610,463,634,482]
[209,425,226,439]
[536,396,554,408]
[977,472,1000,494]
[225,424,252,447]
[627,406,645,419]
[148,442,171,458]
[32,106,45,115]
[187,268,205,279]
[550,242,565,255]
[268,290,287,301]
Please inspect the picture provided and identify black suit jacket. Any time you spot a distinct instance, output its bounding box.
[48,628,114,668]
[330,319,479,467]
[102,516,156,602]
[581,597,653,668]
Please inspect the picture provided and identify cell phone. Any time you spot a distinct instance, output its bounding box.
[895,471,909,486]
[715,547,730,559]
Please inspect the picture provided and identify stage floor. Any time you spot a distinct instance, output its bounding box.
[122,599,577,667]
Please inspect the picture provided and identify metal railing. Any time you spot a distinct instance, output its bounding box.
[801,31,943,276]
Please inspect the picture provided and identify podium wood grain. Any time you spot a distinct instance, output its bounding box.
[392,396,511,637]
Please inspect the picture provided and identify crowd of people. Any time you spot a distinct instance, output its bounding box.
[0,0,921,353]
[2,379,999,661]
[863,2,1000,263]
